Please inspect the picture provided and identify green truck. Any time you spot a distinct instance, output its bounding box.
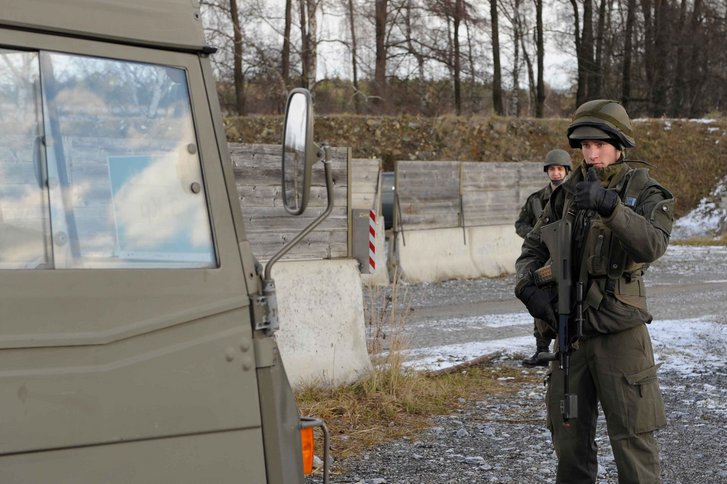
[0,1,328,482]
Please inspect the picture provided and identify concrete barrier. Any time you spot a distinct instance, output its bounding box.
[272,259,373,388]
[395,225,522,283]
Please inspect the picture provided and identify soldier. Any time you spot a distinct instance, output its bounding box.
[515,149,572,367]
[514,99,674,483]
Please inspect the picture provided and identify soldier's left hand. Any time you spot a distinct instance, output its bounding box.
[574,167,619,217]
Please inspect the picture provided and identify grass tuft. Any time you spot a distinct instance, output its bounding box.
[295,271,541,461]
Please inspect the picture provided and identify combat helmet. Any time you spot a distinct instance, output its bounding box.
[543,148,572,172]
[567,99,636,149]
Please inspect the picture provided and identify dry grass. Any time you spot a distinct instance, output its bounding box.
[674,233,727,246]
[295,272,541,460]
[296,361,540,460]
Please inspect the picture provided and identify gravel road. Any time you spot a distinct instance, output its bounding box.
[308,244,727,483]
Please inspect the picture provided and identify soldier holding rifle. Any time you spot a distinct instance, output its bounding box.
[515,149,572,367]
[514,99,675,483]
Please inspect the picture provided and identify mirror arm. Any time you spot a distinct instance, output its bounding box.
[257,144,334,333]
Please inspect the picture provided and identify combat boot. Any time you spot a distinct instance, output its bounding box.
[521,347,550,367]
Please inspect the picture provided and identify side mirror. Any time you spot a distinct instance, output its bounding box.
[281,88,315,215]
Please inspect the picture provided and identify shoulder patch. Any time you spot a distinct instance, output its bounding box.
[650,187,675,235]
[622,168,650,210]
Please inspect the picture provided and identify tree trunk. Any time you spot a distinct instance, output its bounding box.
[651,0,669,116]
[229,0,245,115]
[582,0,595,100]
[374,0,388,110]
[491,0,504,115]
[686,0,704,117]
[621,0,635,109]
[347,0,361,113]
[305,0,317,92]
[522,32,536,116]
[640,0,654,110]
[453,0,463,115]
[670,0,687,116]
[535,0,544,118]
[404,0,427,113]
[282,0,292,86]
[511,0,522,117]
[298,0,309,89]
[570,0,585,106]
[593,0,606,97]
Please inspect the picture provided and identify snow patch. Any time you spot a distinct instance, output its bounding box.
[672,175,727,239]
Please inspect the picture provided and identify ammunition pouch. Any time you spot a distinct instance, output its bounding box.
[585,272,647,308]
[533,261,554,287]
[583,275,651,334]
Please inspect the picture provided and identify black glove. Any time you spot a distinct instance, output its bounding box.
[574,167,619,217]
[517,284,557,327]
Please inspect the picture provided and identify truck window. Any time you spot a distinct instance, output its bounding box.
[0,48,215,269]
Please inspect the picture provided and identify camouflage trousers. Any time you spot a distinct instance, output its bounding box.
[546,324,666,483]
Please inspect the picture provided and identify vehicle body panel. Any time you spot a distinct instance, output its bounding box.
[0,0,206,51]
[0,1,305,481]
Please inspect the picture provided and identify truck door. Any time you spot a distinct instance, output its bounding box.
[0,35,267,483]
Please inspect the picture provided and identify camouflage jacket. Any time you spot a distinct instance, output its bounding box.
[515,162,675,335]
[515,184,553,239]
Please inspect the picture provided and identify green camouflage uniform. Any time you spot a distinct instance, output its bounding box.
[515,183,555,349]
[515,184,553,239]
[515,161,674,483]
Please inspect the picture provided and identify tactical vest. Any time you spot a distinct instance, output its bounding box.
[564,167,657,333]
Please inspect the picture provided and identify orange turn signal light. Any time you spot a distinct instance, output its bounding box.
[300,427,314,475]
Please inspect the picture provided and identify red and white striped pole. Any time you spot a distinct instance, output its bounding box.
[368,210,377,273]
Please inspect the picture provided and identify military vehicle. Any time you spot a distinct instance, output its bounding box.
[0,1,329,482]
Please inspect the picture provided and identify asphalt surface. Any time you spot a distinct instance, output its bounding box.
[377,244,727,358]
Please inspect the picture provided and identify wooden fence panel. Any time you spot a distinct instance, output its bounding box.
[395,160,461,230]
[351,158,382,211]
[229,143,350,262]
[394,160,547,230]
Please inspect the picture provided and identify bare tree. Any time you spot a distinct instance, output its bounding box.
[346,0,363,112]
[229,0,245,114]
[534,0,544,117]
[298,0,310,88]
[569,0,595,107]
[402,0,429,112]
[453,0,464,114]
[306,0,318,91]
[521,36,536,115]
[621,0,635,109]
[503,0,533,116]
[282,0,292,86]
[491,0,504,115]
[591,0,606,98]
[198,0,727,117]
[200,0,247,113]
[373,0,389,108]
[685,0,705,117]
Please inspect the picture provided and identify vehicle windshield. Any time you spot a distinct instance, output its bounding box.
[0,49,215,269]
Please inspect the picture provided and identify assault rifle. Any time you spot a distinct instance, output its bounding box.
[533,210,584,426]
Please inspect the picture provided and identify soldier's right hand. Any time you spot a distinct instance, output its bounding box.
[517,284,557,327]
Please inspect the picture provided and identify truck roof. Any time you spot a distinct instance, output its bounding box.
[0,0,207,52]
